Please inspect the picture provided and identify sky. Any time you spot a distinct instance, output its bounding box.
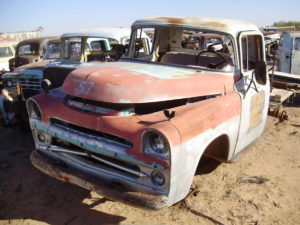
[1,0,300,36]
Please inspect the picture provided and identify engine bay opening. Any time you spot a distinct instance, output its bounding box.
[65,94,221,116]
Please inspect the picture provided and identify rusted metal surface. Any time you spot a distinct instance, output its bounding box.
[62,62,233,103]
[132,17,259,36]
[268,102,288,122]
[268,88,294,122]
[31,150,170,210]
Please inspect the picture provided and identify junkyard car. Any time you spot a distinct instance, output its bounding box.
[0,40,17,73]
[0,38,60,125]
[9,37,58,71]
[28,17,269,209]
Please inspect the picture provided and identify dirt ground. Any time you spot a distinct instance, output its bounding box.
[0,95,299,225]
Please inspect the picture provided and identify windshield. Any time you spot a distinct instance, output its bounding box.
[0,47,13,58]
[62,37,82,60]
[62,36,126,62]
[129,27,236,72]
[18,43,39,56]
[44,41,60,59]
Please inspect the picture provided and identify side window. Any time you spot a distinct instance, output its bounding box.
[63,38,82,59]
[241,35,263,71]
[44,42,60,59]
[18,44,38,55]
[133,28,154,58]
[294,37,300,51]
[0,47,13,58]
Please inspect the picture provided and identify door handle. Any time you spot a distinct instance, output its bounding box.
[286,55,290,59]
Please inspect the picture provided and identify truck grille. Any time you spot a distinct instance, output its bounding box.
[50,138,142,179]
[50,118,133,149]
[43,118,143,178]
[13,78,42,91]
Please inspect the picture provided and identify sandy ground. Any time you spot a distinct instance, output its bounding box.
[0,96,299,225]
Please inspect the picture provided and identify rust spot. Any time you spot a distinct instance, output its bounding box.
[61,176,70,183]
[199,21,226,28]
[166,17,186,25]
[156,17,186,25]
[153,17,228,29]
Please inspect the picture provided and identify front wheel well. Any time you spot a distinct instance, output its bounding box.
[194,134,230,175]
[202,134,230,163]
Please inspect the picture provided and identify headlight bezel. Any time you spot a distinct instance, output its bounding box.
[142,129,170,161]
[27,99,42,120]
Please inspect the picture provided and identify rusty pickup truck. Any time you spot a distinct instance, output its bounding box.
[27,17,270,210]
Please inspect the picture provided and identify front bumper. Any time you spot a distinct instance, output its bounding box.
[31,150,170,210]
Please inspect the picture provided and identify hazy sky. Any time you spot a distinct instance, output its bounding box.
[1,0,299,36]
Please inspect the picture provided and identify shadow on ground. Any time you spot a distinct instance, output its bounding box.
[0,127,126,225]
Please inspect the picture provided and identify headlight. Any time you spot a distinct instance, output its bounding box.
[142,130,170,160]
[4,79,13,88]
[35,130,51,144]
[37,131,46,142]
[27,99,42,120]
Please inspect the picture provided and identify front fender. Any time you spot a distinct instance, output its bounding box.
[168,94,241,203]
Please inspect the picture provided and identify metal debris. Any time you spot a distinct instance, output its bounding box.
[238,176,269,184]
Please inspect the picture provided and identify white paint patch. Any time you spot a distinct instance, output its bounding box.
[75,81,94,95]
[119,99,132,103]
[172,115,240,202]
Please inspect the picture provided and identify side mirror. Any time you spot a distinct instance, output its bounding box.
[41,79,52,93]
[254,61,267,85]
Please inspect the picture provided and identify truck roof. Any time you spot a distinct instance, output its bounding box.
[17,36,58,46]
[61,27,131,42]
[132,17,259,36]
[282,31,300,38]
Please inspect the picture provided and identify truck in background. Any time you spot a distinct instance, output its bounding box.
[277,32,300,75]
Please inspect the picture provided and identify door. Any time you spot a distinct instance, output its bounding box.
[278,34,292,73]
[234,31,270,153]
[291,37,300,75]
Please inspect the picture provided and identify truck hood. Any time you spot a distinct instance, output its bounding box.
[46,60,82,68]
[2,60,53,80]
[62,61,233,103]
[2,64,46,80]
[15,60,53,71]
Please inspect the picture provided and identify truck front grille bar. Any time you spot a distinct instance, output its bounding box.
[39,144,149,178]
[13,79,42,90]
